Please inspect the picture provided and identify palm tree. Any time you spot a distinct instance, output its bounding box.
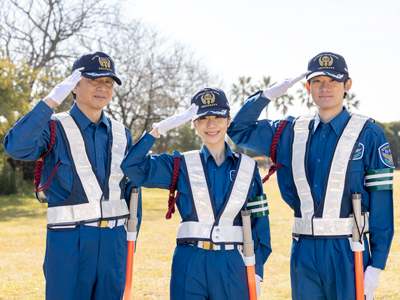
[252,76,276,118]
[297,82,314,114]
[275,94,294,117]
[231,76,253,106]
[345,92,360,113]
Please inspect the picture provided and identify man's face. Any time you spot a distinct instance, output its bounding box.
[72,76,114,111]
[309,75,352,112]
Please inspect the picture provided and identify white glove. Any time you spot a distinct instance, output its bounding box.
[256,274,262,297]
[46,71,82,105]
[263,72,307,101]
[364,266,381,300]
[152,104,198,135]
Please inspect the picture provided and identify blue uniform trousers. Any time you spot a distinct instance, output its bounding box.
[290,237,370,300]
[170,244,250,300]
[43,225,127,300]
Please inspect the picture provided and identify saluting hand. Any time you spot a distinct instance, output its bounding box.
[152,104,199,136]
[45,70,82,106]
[263,72,307,101]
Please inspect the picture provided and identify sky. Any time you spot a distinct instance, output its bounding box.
[123,0,400,123]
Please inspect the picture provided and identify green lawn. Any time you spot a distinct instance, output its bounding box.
[0,171,399,299]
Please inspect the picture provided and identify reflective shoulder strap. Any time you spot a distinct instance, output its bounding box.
[182,150,215,224]
[292,115,315,235]
[323,114,370,219]
[54,112,102,203]
[108,119,128,201]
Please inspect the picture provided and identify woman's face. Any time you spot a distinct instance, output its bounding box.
[193,115,231,148]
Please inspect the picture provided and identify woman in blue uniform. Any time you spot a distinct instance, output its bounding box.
[121,87,271,300]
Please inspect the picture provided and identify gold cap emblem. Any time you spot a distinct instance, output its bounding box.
[99,57,111,68]
[319,56,334,67]
[201,93,215,105]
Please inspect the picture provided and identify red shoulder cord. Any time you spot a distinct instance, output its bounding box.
[262,120,288,184]
[34,120,60,192]
[165,156,181,219]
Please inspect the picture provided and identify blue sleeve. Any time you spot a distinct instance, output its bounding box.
[365,130,394,270]
[228,91,278,157]
[121,131,175,190]
[250,167,272,279]
[4,100,53,160]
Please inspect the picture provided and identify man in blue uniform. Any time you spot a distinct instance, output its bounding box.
[227,52,394,300]
[4,51,141,300]
[121,87,271,299]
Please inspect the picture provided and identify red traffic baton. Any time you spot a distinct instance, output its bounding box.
[123,187,139,300]
[241,210,257,300]
[351,193,364,300]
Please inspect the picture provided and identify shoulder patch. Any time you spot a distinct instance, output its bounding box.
[353,143,364,160]
[378,143,394,168]
[230,170,236,181]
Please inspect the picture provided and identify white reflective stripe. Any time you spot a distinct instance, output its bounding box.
[323,114,369,219]
[293,215,369,236]
[48,202,102,224]
[313,217,353,236]
[217,155,255,227]
[101,199,129,219]
[183,151,215,224]
[292,217,312,235]
[47,199,129,224]
[211,225,244,243]
[55,113,102,203]
[177,221,214,239]
[292,115,314,235]
[250,206,269,213]
[365,173,393,180]
[365,180,393,187]
[108,119,127,202]
[247,199,268,207]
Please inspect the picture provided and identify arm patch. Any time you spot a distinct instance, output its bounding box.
[365,168,393,192]
[247,194,269,218]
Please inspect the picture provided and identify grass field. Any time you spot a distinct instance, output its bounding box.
[0,170,399,299]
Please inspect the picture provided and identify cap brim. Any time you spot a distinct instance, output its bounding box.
[192,107,229,121]
[306,70,347,83]
[81,71,122,85]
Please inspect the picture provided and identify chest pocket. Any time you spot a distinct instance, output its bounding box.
[57,156,74,190]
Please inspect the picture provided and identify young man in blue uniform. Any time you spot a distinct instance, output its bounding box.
[4,51,141,300]
[121,88,271,299]
[227,52,394,300]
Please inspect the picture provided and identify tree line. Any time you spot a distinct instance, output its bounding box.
[0,0,398,195]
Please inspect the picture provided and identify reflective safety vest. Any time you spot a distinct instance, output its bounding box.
[46,112,130,227]
[291,114,371,238]
[176,150,256,244]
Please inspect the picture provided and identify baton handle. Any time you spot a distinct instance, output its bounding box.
[352,193,364,300]
[127,187,139,233]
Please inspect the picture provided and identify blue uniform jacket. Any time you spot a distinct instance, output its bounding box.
[227,91,394,270]
[4,100,141,227]
[121,131,272,278]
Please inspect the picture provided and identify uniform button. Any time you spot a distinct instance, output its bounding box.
[216,228,220,232]
[98,155,101,158]
[144,138,147,142]
[322,134,326,138]
[317,159,321,163]
[315,184,318,188]
[215,235,219,239]
[41,109,46,113]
